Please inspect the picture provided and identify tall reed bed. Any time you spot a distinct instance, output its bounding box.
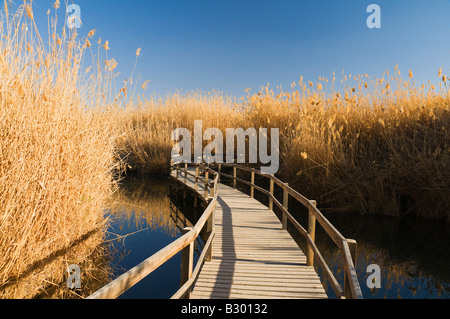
[274,70,450,220]
[119,70,450,221]
[0,1,119,297]
[114,91,241,175]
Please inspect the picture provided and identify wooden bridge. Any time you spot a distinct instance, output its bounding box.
[87,162,363,300]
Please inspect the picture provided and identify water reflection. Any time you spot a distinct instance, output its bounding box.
[20,174,447,299]
[106,175,181,238]
[102,175,202,299]
[109,173,450,300]
[287,203,450,299]
[225,171,450,300]
[0,229,111,299]
[2,175,191,299]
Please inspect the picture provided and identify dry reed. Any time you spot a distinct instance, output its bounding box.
[0,1,119,297]
[117,71,450,221]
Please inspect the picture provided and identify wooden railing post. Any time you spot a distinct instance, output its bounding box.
[344,239,357,299]
[180,227,194,299]
[204,170,209,199]
[195,166,199,191]
[282,183,289,230]
[269,178,274,211]
[205,206,215,262]
[250,171,255,198]
[233,165,237,189]
[184,163,188,183]
[209,179,214,198]
[307,200,317,267]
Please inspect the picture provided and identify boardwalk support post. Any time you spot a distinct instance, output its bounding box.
[344,239,357,299]
[183,164,188,199]
[233,165,237,189]
[204,170,209,199]
[205,208,215,262]
[307,200,317,267]
[282,183,289,230]
[250,171,255,198]
[269,178,274,211]
[210,179,214,198]
[195,166,199,192]
[180,227,194,299]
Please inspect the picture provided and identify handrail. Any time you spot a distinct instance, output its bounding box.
[86,162,219,299]
[87,160,362,299]
[171,228,216,299]
[214,162,363,299]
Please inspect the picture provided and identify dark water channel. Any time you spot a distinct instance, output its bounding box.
[103,175,203,299]
[286,206,450,299]
[103,175,450,299]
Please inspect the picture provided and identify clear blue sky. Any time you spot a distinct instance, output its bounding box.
[30,0,450,98]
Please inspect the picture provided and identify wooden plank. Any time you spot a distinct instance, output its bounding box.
[198,273,322,282]
[192,288,327,299]
[211,250,305,255]
[194,282,326,293]
[197,273,323,282]
[213,246,302,250]
[192,287,327,299]
[212,251,305,256]
[195,278,324,288]
[197,276,322,284]
[201,262,317,270]
[210,255,307,261]
[192,291,326,300]
[199,264,320,272]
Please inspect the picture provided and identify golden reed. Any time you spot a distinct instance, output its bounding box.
[0,1,119,297]
[1,0,449,299]
[116,68,450,221]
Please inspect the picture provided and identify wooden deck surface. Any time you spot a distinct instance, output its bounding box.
[171,169,327,299]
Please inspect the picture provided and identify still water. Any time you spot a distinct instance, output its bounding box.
[288,208,450,299]
[103,175,202,299]
[103,175,450,299]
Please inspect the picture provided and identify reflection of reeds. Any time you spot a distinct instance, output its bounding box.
[317,241,450,299]
[0,230,112,299]
[106,177,181,238]
[304,213,450,299]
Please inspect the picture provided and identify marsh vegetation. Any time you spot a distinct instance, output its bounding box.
[0,1,449,298]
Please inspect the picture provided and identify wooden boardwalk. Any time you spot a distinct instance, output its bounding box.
[172,168,328,299]
[87,163,361,300]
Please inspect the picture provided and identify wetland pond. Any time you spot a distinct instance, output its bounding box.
[102,175,450,299]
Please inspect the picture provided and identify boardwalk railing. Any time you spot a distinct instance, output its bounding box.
[213,162,363,299]
[87,161,219,299]
[87,160,363,299]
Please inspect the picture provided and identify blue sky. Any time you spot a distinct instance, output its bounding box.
[29,0,450,98]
